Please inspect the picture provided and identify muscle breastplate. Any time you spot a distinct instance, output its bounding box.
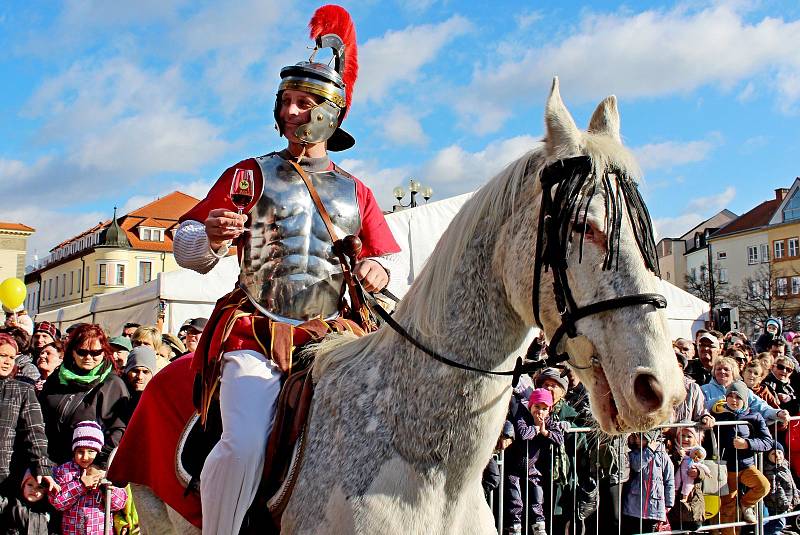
[238,154,361,322]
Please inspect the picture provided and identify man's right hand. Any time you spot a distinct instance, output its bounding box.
[205,209,247,250]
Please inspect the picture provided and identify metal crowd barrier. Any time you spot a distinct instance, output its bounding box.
[486,415,800,535]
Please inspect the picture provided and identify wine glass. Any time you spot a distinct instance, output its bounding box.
[229,168,254,233]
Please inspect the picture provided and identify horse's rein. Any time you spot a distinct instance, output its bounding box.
[359,155,666,385]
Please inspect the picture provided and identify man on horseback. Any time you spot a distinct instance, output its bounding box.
[171,6,400,533]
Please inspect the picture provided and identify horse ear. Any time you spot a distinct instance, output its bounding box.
[545,77,581,154]
[588,95,621,142]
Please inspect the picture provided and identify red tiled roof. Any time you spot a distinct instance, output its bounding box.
[135,217,170,229]
[712,198,781,238]
[127,191,199,219]
[0,222,35,232]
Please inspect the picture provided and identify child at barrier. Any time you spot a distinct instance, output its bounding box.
[667,426,707,531]
[504,388,566,535]
[621,429,674,535]
[679,446,711,502]
[711,381,773,532]
[763,442,800,535]
[49,421,127,534]
[2,470,58,534]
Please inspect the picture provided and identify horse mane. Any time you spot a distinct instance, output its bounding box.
[312,131,645,379]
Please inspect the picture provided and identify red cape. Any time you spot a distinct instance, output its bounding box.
[108,355,202,528]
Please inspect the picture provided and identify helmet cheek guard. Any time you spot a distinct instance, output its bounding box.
[274,92,342,145]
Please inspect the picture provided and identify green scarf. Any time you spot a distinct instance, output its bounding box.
[59,360,112,386]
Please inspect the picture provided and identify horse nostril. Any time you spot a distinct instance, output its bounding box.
[633,373,664,412]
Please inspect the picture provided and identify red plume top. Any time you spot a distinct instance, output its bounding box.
[309,5,358,119]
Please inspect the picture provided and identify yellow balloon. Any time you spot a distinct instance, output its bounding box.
[0,278,26,310]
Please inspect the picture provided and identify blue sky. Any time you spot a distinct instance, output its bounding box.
[2,0,800,260]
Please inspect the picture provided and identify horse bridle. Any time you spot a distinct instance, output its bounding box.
[361,155,667,385]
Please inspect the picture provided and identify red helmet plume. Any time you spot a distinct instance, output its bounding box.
[309,4,358,119]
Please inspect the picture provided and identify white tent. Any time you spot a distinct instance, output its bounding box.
[36,192,709,339]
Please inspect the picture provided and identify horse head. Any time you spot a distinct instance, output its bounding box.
[500,78,685,433]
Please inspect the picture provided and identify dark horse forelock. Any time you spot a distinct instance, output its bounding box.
[538,156,660,277]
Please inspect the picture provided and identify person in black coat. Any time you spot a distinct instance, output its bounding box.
[38,324,130,469]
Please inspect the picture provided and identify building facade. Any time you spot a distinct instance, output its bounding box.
[657,210,737,291]
[0,222,35,283]
[25,192,198,314]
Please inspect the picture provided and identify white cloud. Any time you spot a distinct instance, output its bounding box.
[633,138,717,171]
[381,106,429,147]
[516,11,543,29]
[686,186,736,214]
[2,58,229,207]
[422,136,541,197]
[653,214,705,241]
[653,186,737,240]
[337,158,414,212]
[458,4,800,133]
[3,207,106,263]
[357,16,472,102]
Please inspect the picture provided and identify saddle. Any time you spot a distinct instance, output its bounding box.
[176,365,315,533]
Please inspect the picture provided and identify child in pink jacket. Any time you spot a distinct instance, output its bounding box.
[49,421,127,534]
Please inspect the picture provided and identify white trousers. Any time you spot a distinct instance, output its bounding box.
[200,350,283,535]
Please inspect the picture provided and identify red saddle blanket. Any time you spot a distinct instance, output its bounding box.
[108,355,203,527]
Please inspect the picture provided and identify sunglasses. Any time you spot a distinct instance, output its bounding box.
[775,363,794,372]
[735,357,749,363]
[75,348,104,357]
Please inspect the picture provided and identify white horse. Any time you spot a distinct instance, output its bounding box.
[134,78,685,534]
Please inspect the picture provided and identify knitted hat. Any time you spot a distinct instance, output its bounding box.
[72,421,104,452]
[725,381,749,404]
[34,321,57,340]
[124,346,157,374]
[534,368,568,392]
[766,318,781,331]
[529,388,553,407]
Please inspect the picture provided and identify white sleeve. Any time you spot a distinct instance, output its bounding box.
[173,220,230,274]
[367,252,408,298]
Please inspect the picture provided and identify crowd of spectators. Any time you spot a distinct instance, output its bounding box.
[492,319,800,535]
[0,313,207,534]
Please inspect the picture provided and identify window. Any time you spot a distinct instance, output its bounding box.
[748,245,759,265]
[84,267,89,290]
[62,274,66,297]
[139,261,152,285]
[665,272,671,281]
[719,268,728,284]
[783,190,800,221]
[98,264,107,285]
[139,227,164,242]
[48,279,52,301]
[54,276,58,299]
[69,271,74,295]
[777,277,788,296]
[717,251,727,260]
[792,276,800,294]
[790,238,799,257]
[690,267,697,281]
[115,264,125,285]
[761,243,769,263]
[775,241,785,259]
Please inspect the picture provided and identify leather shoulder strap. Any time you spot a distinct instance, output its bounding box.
[287,160,341,244]
[287,159,364,315]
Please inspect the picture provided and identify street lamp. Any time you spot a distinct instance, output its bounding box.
[393,179,433,211]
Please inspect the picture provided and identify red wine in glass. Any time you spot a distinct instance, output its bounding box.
[229,168,254,233]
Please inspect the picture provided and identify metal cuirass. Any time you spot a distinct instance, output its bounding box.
[238,154,361,322]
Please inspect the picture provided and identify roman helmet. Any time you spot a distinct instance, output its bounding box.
[274,5,358,151]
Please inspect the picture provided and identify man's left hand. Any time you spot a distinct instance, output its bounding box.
[354,260,388,292]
